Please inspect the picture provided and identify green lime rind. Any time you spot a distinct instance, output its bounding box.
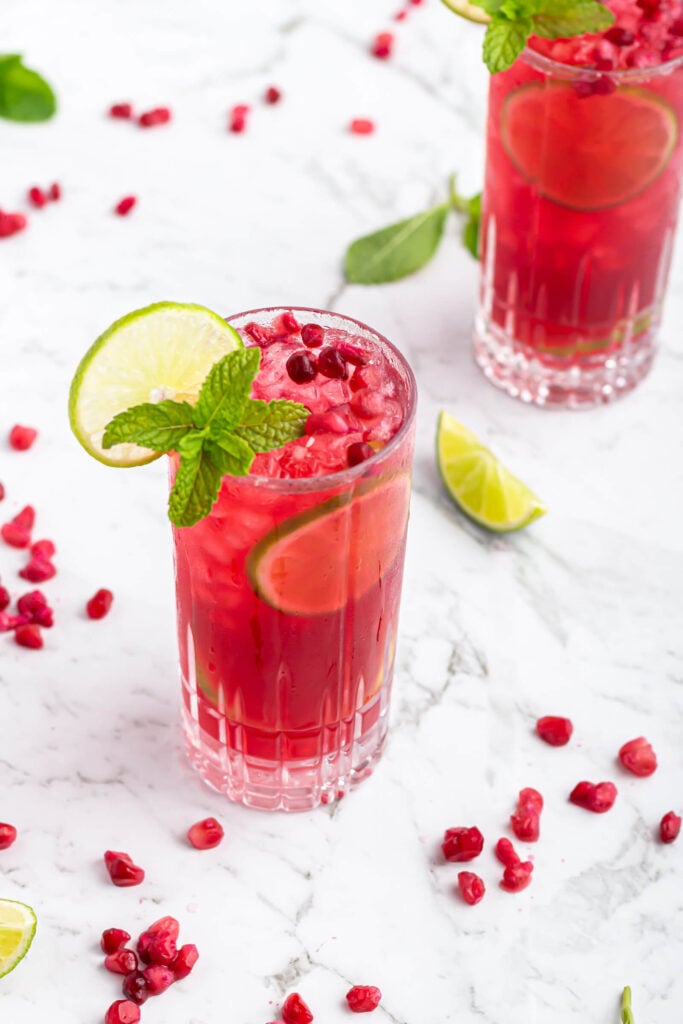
[439,0,491,24]
[68,301,243,468]
[0,899,37,980]
[436,410,546,533]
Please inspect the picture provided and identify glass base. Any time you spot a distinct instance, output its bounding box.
[473,315,657,409]
[181,698,389,812]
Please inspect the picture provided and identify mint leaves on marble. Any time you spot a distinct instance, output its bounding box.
[102,348,308,528]
[471,0,614,73]
[621,987,634,1024]
[0,55,56,122]
[344,175,481,285]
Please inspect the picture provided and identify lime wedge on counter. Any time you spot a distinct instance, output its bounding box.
[247,476,411,615]
[68,302,242,466]
[439,0,490,23]
[0,899,36,979]
[436,411,546,532]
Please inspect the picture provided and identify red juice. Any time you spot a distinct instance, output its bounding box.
[173,308,417,811]
[475,0,683,407]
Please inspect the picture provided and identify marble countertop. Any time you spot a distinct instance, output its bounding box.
[2,1,683,1022]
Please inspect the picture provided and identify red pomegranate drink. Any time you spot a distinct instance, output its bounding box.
[173,308,416,810]
[474,0,683,407]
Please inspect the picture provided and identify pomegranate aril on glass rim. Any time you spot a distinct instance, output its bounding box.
[9,425,37,450]
[282,992,314,1024]
[104,850,145,887]
[457,871,486,905]
[187,816,224,849]
[618,737,658,777]
[346,985,382,1012]
[101,928,132,954]
[0,822,17,849]
[301,323,324,348]
[442,826,484,862]
[104,1000,140,1024]
[660,811,681,843]
[536,715,573,746]
[569,781,618,813]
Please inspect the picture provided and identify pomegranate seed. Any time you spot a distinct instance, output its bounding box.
[138,918,178,965]
[618,737,657,777]
[500,861,533,893]
[122,971,149,1005]
[495,837,520,867]
[282,992,314,1024]
[115,196,137,216]
[350,365,381,392]
[569,781,618,813]
[305,411,349,435]
[109,103,133,119]
[595,57,616,71]
[280,311,300,333]
[0,823,17,849]
[14,624,43,649]
[9,426,37,451]
[604,25,635,44]
[347,442,375,467]
[672,17,683,34]
[87,588,114,620]
[510,787,544,842]
[317,347,348,380]
[187,816,224,850]
[410,0,423,5]
[104,850,145,887]
[457,871,486,905]
[335,342,367,366]
[105,949,139,974]
[264,85,282,104]
[170,943,199,980]
[0,482,4,500]
[28,186,47,208]
[442,826,484,862]
[244,322,272,346]
[147,915,180,940]
[301,323,324,348]
[0,211,27,238]
[350,118,375,135]
[536,715,573,746]
[104,1001,141,1024]
[143,964,175,994]
[138,107,171,127]
[17,590,53,627]
[101,928,132,954]
[1,524,28,548]
[49,182,61,201]
[229,104,250,132]
[30,539,56,559]
[346,985,382,1012]
[19,557,56,582]
[371,32,394,58]
[286,351,317,384]
[350,389,384,420]
[0,586,9,611]
[660,811,681,844]
[13,506,35,532]
[593,76,616,95]
[0,612,29,632]
[395,9,408,19]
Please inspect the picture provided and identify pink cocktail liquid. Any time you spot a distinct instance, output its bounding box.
[173,308,416,810]
[475,0,683,407]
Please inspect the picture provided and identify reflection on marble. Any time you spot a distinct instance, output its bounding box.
[1,0,682,1022]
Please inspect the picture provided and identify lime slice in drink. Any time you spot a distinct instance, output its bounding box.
[439,0,490,23]
[502,84,677,211]
[69,302,242,466]
[247,476,411,615]
[436,411,546,532]
[0,899,37,979]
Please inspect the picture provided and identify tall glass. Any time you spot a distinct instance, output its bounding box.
[474,49,683,408]
[172,308,417,811]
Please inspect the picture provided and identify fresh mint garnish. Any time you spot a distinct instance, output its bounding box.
[102,348,309,528]
[0,54,56,122]
[621,987,634,1024]
[343,175,481,285]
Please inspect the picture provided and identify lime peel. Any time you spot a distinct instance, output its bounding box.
[0,899,37,979]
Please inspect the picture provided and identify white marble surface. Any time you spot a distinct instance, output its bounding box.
[2,1,683,1022]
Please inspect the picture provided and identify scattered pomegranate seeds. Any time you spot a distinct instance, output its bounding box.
[286,351,317,384]
[0,612,29,632]
[1,506,35,550]
[121,971,150,1005]
[14,623,43,649]
[264,85,282,104]
[0,822,17,849]
[618,737,658,777]
[87,588,114,620]
[441,826,484,862]
[0,211,27,239]
[138,916,180,965]
[349,118,375,135]
[31,539,56,560]
[101,928,132,955]
[104,1000,141,1024]
[660,811,681,844]
[346,985,382,1012]
[9,425,38,451]
[19,555,56,582]
[301,323,324,348]
[500,860,534,893]
[569,781,618,813]
[170,943,199,979]
[0,585,9,610]
[142,964,175,995]
[115,196,137,217]
[105,949,139,975]
[28,186,47,208]
[510,787,543,842]
[109,102,134,119]
[317,347,348,380]
[495,837,521,867]
[17,590,54,627]
[536,715,573,746]
[371,31,394,58]
[49,182,61,201]
[457,871,486,905]
[228,103,250,133]
[395,9,408,19]
[347,442,375,468]
[138,107,171,127]
[187,816,224,850]
[104,850,145,887]
[282,992,314,1024]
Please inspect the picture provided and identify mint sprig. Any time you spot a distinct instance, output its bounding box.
[344,174,481,285]
[102,348,309,527]
[0,54,56,122]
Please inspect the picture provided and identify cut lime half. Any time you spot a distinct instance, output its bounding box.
[68,302,243,467]
[0,899,36,980]
[436,411,546,532]
[439,0,490,23]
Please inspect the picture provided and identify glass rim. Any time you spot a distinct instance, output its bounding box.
[224,305,417,494]
[522,44,683,82]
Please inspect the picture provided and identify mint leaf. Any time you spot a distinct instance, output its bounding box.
[345,203,449,285]
[621,988,634,1024]
[168,434,224,528]
[462,193,482,259]
[532,0,614,37]
[483,17,532,73]
[234,398,309,452]
[193,348,261,431]
[102,400,196,451]
[0,55,56,122]
[209,434,255,475]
